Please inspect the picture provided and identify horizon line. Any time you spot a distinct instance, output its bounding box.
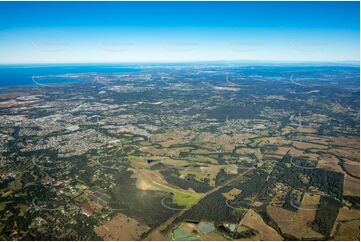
[0,59,359,66]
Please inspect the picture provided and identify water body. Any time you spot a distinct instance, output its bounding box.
[0,64,141,87]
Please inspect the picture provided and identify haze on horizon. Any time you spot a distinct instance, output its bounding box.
[0,1,359,64]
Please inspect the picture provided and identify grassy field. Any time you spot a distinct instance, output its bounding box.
[140,176,203,207]
[152,179,202,207]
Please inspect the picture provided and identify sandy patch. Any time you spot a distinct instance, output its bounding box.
[222,188,242,200]
[329,147,360,162]
[317,154,343,173]
[238,209,283,241]
[267,193,323,240]
[342,158,360,178]
[95,213,150,240]
[343,175,360,196]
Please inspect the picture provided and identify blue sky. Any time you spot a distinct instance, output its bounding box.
[0,1,359,64]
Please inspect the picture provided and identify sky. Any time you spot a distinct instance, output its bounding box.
[0,1,359,64]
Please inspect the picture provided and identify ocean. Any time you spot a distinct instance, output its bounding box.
[0,64,141,87]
